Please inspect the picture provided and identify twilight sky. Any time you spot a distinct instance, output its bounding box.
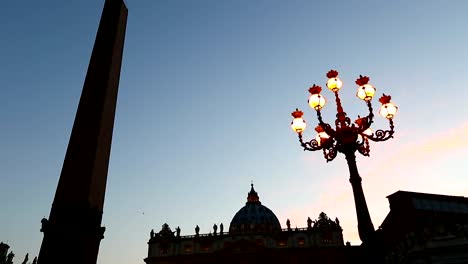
[2,0,468,263]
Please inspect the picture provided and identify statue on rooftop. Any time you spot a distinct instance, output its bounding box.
[286,219,291,231]
[21,253,28,264]
[213,224,218,235]
[195,225,200,236]
[307,217,313,229]
[176,226,181,237]
[0,242,8,264]
[220,223,224,234]
[159,223,174,238]
[40,218,49,232]
[6,252,14,264]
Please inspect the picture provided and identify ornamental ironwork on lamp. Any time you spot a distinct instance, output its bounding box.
[291,70,398,161]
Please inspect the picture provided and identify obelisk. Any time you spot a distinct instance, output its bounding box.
[37,1,127,263]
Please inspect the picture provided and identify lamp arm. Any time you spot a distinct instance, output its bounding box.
[298,133,322,151]
[365,100,374,128]
[356,100,375,134]
[366,119,395,142]
[323,144,338,162]
[316,110,336,137]
[357,137,370,157]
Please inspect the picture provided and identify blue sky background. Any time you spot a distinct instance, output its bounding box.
[2,0,468,263]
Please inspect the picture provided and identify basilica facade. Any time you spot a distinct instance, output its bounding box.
[144,184,362,264]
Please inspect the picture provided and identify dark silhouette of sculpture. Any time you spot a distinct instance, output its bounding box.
[150,229,155,238]
[0,242,9,264]
[220,223,224,234]
[313,212,341,230]
[176,226,181,237]
[6,252,13,264]
[0,244,36,264]
[159,223,174,238]
[21,253,28,264]
[286,219,291,231]
[156,225,173,254]
[213,224,218,235]
[307,217,313,229]
[195,225,200,236]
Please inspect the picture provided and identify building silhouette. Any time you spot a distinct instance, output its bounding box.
[145,186,468,264]
[378,191,468,263]
[145,184,362,264]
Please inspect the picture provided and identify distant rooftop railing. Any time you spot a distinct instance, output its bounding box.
[174,227,316,239]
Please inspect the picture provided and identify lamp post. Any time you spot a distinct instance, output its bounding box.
[290,70,398,243]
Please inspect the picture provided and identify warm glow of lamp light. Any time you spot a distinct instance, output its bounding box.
[379,102,398,119]
[291,109,307,133]
[357,134,363,143]
[356,84,376,101]
[308,94,326,110]
[362,128,373,136]
[326,77,343,92]
[291,117,307,133]
[315,131,330,146]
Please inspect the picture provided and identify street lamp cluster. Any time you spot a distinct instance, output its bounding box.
[290,70,398,243]
[291,70,398,161]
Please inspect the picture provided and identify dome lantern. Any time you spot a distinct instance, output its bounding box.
[247,183,260,204]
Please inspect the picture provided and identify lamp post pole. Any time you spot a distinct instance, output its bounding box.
[290,70,398,243]
[345,151,374,242]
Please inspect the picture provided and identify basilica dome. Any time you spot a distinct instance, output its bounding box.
[229,184,282,234]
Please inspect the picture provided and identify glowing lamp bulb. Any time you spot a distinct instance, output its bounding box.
[379,102,398,119]
[291,117,307,133]
[326,77,343,92]
[315,131,330,146]
[356,84,376,101]
[308,94,326,110]
[362,128,373,136]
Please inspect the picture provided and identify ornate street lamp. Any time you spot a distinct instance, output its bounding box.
[290,70,398,243]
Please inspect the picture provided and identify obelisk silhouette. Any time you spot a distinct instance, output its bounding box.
[37,1,127,263]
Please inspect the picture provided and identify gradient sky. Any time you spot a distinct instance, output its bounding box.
[2,0,468,263]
